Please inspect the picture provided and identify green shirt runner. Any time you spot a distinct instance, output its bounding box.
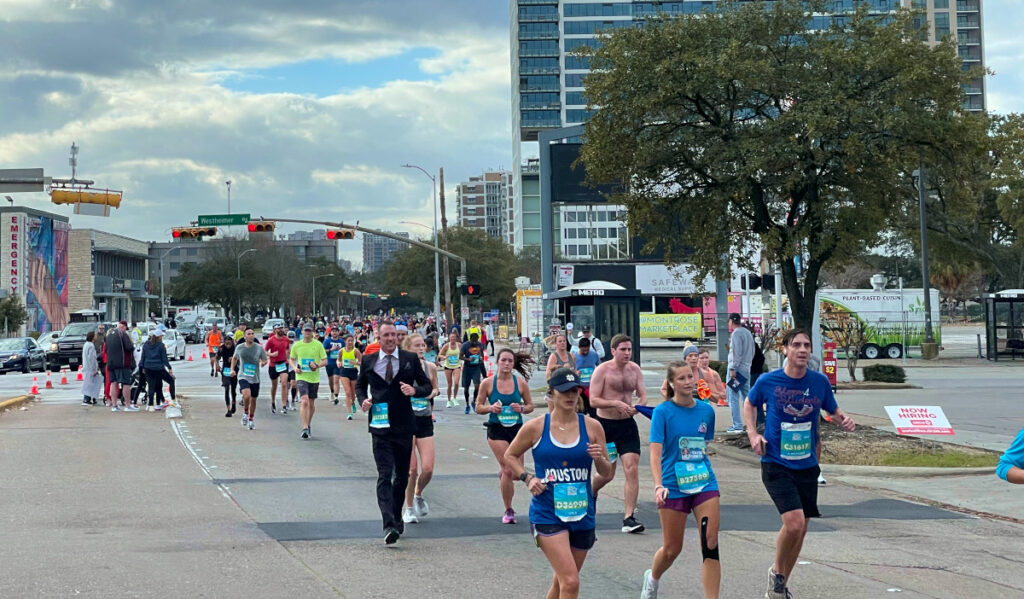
[290,339,328,384]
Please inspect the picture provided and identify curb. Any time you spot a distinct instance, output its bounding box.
[0,394,37,413]
[711,442,994,477]
[837,382,921,390]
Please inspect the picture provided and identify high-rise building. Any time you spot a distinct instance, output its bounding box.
[509,0,986,246]
[514,159,542,251]
[362,232,410,273]
[456,170,513,243]
[288,229,329,241]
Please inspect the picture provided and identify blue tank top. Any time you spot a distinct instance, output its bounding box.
[529,414,595,530]
[488,375,522,427]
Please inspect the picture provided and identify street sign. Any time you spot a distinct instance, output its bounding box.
[198,213,250,226]
[0,168,48,193]
[884,406,954,436]
[461,306,470,318]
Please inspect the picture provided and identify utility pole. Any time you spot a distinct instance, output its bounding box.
[439,167,455,331]
[916,147,937,359]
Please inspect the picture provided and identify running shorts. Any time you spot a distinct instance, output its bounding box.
[486,421,522,444]
[325,363,341,378]
[662,490,720,514]
[296,381,319,400]
[341,367,358,380]
[531,524,596,551]
[238,380,260,398]
[461,366,483,388]
[596,416,641,456]
[414,415,434,439]
[288,369,296,382]
[761,461,821,518]
[268,364,288,380]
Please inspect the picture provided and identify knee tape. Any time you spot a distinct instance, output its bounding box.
[700,516,719,562]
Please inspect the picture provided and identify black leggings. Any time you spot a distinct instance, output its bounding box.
[223,375,237,406]
[145,369,176,406]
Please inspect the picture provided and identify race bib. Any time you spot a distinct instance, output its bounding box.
[470,353,480,365]
[678,437,707,462]
[781,421,813,461]
[342,357,356,368]
[447,354,459,368]
[300,358,315,371]
[411,397,430,415]
[553,481,589,522]
[242,363,257,377]
[370,403,390,429]
[275,362,287,373]
[579,367,594,384]
[606,442,618,464]
[329,350,339,360]
[674,460,711,495]
[497,405,519,427]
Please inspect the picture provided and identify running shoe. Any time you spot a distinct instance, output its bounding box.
[241,415,249,427]
[146,406,154,412]
[282,405,288,414]
[225,410,232,418]
[82,399,91,406]
[402,507,419,524]
[765,567,787,599]
[502,508,517,524]
[415,496,429,518]
[724,425,745,434]
[333,396,339,405]
[154,404,164,412]
[248,419,255,430]
[111,406,119,412]
[622,515,645,534]
[125,405,140,412]
[301,428,310,439]
[818,473,827,486]
[464,405,470,415]
[346,414,353,421]
[384,528,400,545]
[640,569,659,599]
[271,403,276,414]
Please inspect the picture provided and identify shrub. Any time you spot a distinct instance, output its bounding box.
[863,364,906,383]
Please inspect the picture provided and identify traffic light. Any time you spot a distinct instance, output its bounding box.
[326,229,356,240]
[247,221,276,233]
[171,227,217,239]
[461,284,482,296]
[51,189,122,209]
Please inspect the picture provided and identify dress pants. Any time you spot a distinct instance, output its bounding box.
[371,433,413,532]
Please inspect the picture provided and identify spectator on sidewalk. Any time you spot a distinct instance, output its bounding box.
[81,331,103,406]
[725,313,754,433]
[997,428,1024,484]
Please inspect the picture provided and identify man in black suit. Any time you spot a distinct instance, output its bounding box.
[357,320,432,545]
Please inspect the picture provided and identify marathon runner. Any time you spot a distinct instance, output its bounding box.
[287,330,299,408]
[323,327,345,405]
[997,428,1024,484]
[460,332,486,415]
[290,323,328,439]
[264,323,292,414]
[438,332,462,408]
[574,336,600,416]
[504,367,612,599]
[545,334,576,381]
[339,335,362,420]
[697,349,727,406]
[402,333,439,524]
[475,348,536,524]
[218,335,237,417]
[641,361,721,599]
[589,334,648,534]
[744,328,855,599]
[232,328,268,430]
[205,323,223,377]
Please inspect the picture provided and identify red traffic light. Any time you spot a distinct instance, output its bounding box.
[247,223,256,232]
[327,229,355,240]
[172,230,181,238]
[248,222,276,233]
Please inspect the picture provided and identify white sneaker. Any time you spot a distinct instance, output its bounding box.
[402,507,419,524]
[111,406,119,412]
[414,496,429,518]
[818,473,827,486]
[125,405,140,412]
[640,569,658,599]
[146,406,154,412]
[248,419,254,430]
[241,415,248,427]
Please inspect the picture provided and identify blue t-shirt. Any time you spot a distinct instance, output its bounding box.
[574,350,601,387]
[747,369,838,470]
[649,399,717,498]
[323,337,344,359]
[997,428,1024,482]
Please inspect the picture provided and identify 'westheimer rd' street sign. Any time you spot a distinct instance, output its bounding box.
[198,214,250,226]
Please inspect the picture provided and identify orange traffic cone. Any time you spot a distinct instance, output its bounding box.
[187,351,194,362]
[30,376,39,394]
[201,349,207,359]
[59,368,69,385]
[76,365,84,381]
[45,371,54,389]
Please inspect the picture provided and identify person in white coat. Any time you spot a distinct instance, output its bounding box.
[81,331,104,405]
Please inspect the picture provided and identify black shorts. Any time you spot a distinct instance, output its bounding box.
[268,364,288,380]
[761,461,821,518]
[238,380,260,398]
[341,368,358,380]
[414,415,434,439]
[111,367,133,385]
[596,416,641,456]
[486,421,522,444]
[296,381,319,399]
[288,369,296,381]
[461,366,483,388]
[531,524,596,551]
[326,363,341,378]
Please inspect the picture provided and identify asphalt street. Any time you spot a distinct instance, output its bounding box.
[2,343,1024,598]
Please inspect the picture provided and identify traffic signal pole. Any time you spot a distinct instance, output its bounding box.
[258,216,469,332]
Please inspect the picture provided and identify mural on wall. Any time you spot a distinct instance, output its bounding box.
[26,216,70,334]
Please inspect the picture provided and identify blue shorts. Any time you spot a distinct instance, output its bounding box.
[531,523,596,551]
[238,380,260,398]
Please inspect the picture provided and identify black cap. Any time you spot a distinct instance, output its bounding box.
[582,325,591,333]
[548,367,584,392]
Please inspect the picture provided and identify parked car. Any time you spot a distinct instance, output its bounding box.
[261,318,285,336]
[0,337,47,374]
[47,321,104,371]
[178,323,201,344]
[162,329,187,361]
[202,316,227,332]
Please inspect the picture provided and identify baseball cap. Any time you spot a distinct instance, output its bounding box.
[582,325,591,333]
[153,326,165,337]
[302,323,314,331]
[548,367,584,393]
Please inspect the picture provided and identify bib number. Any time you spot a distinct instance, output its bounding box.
[497,405,519,427]
[606,442,618,464]
[343,357,356,368]
[781,421,813,461]
[553,481,589,523]
[447,354,459,368]
[370,403,390,429]
[275,362,287,373]
[674,460,711,495]
[242,363,257,377]
[470,354,480,365]
[579,367,594,384]
[300,358,315,371]
[329,350,339,360]
[411,397,430,415]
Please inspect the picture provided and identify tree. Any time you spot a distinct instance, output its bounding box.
[0,294,28,334]
[579,0,977,330]
[821,260,874,289]
[819,302,868,381]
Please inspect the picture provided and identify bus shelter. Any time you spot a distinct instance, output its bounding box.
[984,289,1024,360]
[542,283,644,364]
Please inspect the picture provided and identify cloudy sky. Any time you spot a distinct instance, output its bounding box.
[1,0,1021,269]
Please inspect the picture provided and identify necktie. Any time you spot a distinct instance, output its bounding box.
[385,354,394,383]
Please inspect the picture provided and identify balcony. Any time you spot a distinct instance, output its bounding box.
[518,13,559,23]
[518,30,559,40]
[519,47,559,57]
[956,0,980,12]
[521,100,561,110]
[518,0,557,4]
[520,65,560,75]
[957,29,981,44]
[520,82,560,92]
[957,14,980,28]
[520,115,563,128]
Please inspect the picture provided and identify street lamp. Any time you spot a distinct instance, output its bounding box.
[225,180,232,237]
[912,147,936,357]
[311,272,335,318]
[158,247,176,321]
[401,164,441,325]
[237,248,257,320]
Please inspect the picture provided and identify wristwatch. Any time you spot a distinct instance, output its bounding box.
[519,471,531,483]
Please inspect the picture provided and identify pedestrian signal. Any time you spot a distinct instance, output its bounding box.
[461,284,482,296]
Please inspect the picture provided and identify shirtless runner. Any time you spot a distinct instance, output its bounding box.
[589,333,648,533]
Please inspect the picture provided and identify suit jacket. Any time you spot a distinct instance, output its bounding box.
[356,348,432,437]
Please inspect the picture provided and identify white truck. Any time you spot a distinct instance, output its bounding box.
[812,283,941,359]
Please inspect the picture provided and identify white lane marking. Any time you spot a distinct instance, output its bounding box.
[170,419,234,503]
